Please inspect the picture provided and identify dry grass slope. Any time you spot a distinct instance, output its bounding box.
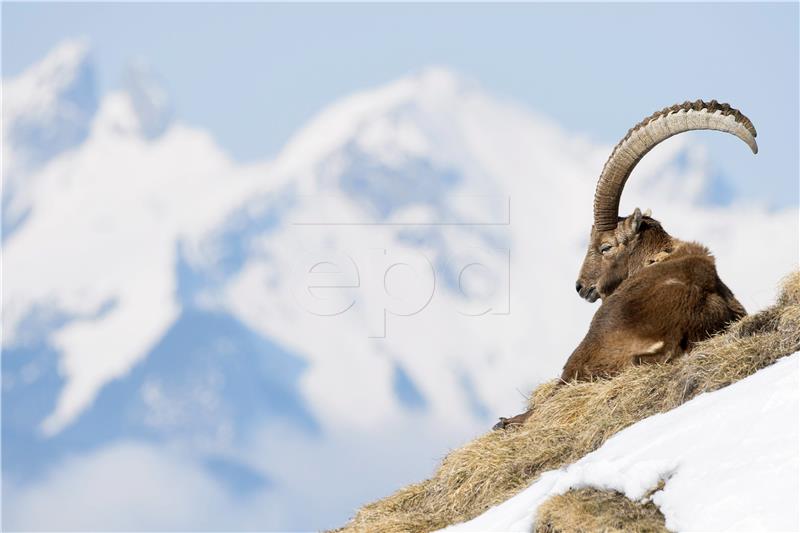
[535,487,668,533]
[334,271,800,533]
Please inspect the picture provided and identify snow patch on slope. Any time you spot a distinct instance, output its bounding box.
[440,353,800,532]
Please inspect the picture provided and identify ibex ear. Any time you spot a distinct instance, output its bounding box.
[643,208,652,218]
[625,208,643,236]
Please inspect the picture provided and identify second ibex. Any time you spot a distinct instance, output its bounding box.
[496,100,755,430]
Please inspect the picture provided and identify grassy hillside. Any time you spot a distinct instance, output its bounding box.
[334,271,800,533]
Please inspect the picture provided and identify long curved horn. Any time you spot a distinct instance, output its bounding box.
[593,100,758,231]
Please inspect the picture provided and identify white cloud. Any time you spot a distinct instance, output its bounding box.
[5,415,476,531]
[5,442,243,531]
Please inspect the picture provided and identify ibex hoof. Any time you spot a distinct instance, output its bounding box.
[492,417,510,431]
[493,409,534,430]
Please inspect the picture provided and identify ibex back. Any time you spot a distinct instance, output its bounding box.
[495,100,754,430]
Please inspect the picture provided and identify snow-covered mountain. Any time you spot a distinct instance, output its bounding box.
[2,40,97,234]
[440,352,799,532]
[3,41,798,531]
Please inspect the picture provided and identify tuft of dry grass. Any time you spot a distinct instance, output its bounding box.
[334,272,800,533]
[535,487,668,533]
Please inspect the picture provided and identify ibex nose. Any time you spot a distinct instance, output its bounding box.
[575,281,583,293]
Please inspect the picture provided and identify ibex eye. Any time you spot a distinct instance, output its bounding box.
[600,244,613,255]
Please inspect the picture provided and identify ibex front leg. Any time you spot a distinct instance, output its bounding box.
[493,408,533,430]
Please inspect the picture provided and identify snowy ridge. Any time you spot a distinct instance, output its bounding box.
[440,353,800,532]
[2,40,98,230]
[2,40,96,162]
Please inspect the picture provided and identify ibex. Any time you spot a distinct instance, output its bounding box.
[495,100,754,430]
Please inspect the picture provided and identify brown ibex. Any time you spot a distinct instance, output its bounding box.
[495,100,755,430]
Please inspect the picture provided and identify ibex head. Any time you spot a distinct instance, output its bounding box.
[575,100,758,303]
[576,207,670,302]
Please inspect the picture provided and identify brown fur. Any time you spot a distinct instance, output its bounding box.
[496,209,745,428]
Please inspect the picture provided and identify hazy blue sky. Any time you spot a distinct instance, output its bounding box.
[3,2,798,206]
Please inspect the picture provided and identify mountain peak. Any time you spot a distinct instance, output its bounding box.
[3,38,98,169]
[88,60,174,140]
[33,39,92,82]
[121,59,174,139]
[276,66,475,176]
[2,39,99,232]
[411,66,469,93]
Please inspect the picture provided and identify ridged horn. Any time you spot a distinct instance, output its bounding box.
[593,99,758,231]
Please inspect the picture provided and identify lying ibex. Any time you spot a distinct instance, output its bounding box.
[495,100,755,429]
